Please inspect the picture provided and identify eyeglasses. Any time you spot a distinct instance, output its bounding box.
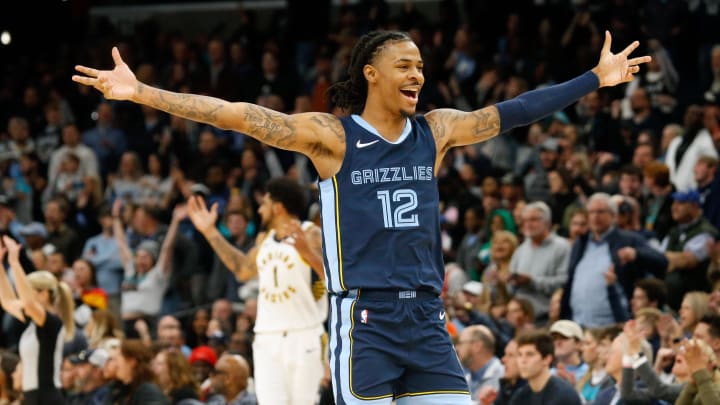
[209,368,227,376]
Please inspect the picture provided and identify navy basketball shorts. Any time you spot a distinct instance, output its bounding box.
[328,289,471,404]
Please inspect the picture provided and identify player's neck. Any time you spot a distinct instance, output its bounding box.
[270,215,297,232]
[360,104,407,142]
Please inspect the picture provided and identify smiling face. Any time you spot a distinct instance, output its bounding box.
[365,40,424,117]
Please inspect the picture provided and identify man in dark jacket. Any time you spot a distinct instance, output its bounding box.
[560,192,668,327]
[662,189,719,310]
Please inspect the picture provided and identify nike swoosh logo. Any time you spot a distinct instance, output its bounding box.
[356,139,380,148]
[439,311,446,320]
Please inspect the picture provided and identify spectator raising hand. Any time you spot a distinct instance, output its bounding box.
[623,319,643,356]
[0,244,25,323]
[680,339,712,376]
[674,338,720,405]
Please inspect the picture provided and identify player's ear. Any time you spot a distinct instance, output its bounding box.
[364,64,377,84]
[272,201,285,216]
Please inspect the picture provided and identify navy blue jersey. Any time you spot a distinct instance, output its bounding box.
[318,114,444,294]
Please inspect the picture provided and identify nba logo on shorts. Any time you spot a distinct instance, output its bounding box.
[360,309,368,324]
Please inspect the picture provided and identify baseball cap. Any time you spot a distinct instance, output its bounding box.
[190,183,211,197]
[0,195,13,207]
[539,137,559,153]
[501,173,523,187]
[189,345,217,367]
[549,320,584,340]
[671,190,701,204]
[70,348,109,368]
[462,281,483,296]
[18,222,48,238]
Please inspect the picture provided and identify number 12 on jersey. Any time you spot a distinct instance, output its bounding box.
[377,189,419,228]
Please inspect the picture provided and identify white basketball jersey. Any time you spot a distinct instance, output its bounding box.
[254,221,328,333]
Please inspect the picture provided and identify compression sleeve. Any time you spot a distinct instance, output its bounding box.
[495,70,600,133]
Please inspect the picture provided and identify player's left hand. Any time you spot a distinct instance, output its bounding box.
[592,31,652,87]
[278,220,310,253]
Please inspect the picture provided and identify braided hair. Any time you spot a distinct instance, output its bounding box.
[327,30,412,115]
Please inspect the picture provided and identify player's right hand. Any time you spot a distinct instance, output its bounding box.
[72,46,137,101]
[187,195,218,235]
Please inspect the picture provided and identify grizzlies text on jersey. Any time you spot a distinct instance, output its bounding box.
[318,114,444,294]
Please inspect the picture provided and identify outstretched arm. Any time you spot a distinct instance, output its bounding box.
[0,247,25,322]
[186,196,256,282]
[72,47,345,178]
[4,236,44,326]
[426,31,651,157]
[156,204,186,275]
[111,199,132,268]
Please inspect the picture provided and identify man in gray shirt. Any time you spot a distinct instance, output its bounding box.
[509,201,570,322]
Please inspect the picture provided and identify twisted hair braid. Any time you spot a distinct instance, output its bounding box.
[327,30,412,114]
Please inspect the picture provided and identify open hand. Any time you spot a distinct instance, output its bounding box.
[592,31,652,88]
[2,236,21,264]
[278,220,312,255]
[187,195,218,235]
[679,339,710,375]
[72,47,138,101]
[623,320,642,355]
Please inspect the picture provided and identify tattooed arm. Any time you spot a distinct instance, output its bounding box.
[72,47,345,178]
[186,195,257,282]
[206,229,259,282]
[425,106,500,169]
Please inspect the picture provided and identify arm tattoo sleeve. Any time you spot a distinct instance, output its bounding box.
[207,233,249,276]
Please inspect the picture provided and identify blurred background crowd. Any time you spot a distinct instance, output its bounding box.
[1,0,720,404]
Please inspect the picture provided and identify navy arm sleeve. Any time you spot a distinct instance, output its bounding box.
[495,71,600,133]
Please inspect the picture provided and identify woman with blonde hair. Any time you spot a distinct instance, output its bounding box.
[0,235,74,404]
[479,230,518,315]
[680,291,710,336]
[84,308,124,349]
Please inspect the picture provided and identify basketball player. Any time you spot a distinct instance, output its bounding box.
[73,30,650,404]
[187,177,327,405]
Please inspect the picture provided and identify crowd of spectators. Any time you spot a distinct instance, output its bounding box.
[0,0,720,404]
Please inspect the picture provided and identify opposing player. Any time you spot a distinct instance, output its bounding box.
[73,29,650,404]
[187,177,327,405]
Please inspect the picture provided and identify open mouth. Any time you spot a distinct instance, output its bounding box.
[400,89,418,102]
